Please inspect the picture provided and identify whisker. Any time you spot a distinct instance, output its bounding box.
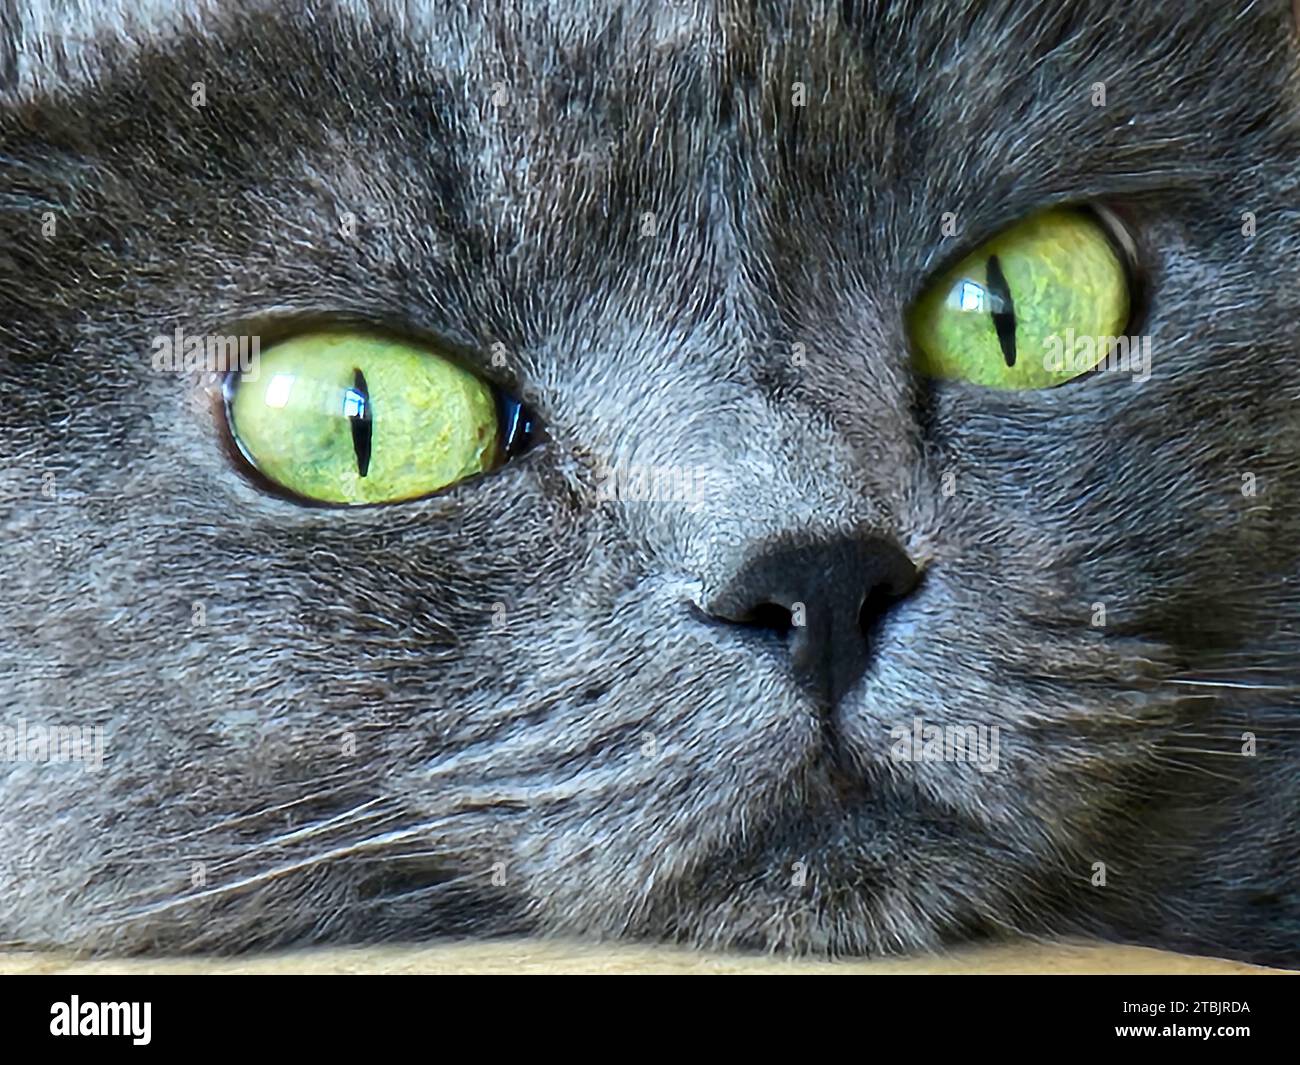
[101,818,465,927]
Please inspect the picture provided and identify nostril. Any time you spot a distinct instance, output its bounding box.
[858,567,921,637]
[734,601,794,637]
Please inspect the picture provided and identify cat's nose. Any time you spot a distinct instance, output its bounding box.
[702,535,919,709]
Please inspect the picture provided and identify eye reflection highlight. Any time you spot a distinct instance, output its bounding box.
[264,373,296,409]
[956,281,987,313]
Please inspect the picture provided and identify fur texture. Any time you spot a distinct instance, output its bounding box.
[1,0,1299,964]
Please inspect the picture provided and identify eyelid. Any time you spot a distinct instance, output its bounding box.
[206,312,529,398]
[917,203,1138,289]
[1089,204,1147,336]
[1090,204,1140,272]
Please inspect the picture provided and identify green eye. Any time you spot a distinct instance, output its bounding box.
[227,332,521,505]
[908,208,1131,389]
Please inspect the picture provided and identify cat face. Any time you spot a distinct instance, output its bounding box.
[2,0,1299,962]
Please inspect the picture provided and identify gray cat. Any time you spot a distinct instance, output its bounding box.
[2,0,1299,966]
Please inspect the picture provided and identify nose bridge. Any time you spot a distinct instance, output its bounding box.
[582,246,921,606]
[611,378,916,622]
[689,400,911,597]
[699,329,918,568]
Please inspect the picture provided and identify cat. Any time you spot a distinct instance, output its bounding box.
[2,0,1299,967]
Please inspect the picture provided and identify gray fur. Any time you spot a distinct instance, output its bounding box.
[1,0,1299,963]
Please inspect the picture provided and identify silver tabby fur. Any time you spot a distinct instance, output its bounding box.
[1,0,1299,964]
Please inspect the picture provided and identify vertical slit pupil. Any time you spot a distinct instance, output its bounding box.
[348,367,372,478]
[985,254,1018,367]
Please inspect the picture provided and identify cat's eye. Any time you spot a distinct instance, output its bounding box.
[225,331,534,505]
[907,207,1132,389]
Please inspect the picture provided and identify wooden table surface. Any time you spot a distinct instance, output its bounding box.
[1,939,1287,975]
